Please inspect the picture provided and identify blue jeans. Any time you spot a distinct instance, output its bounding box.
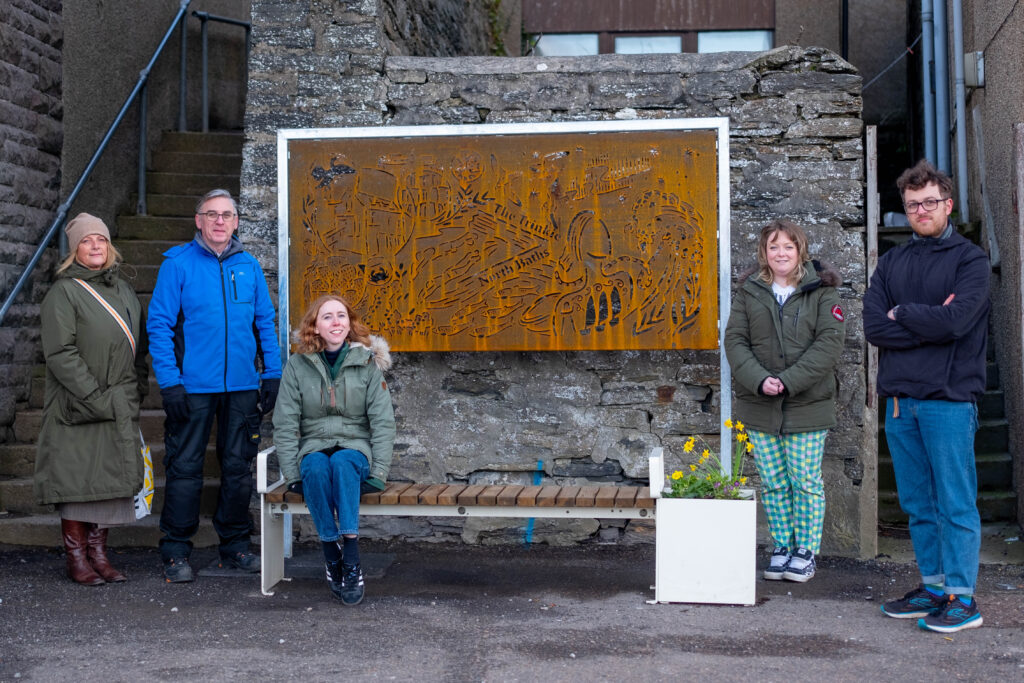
[885,397,981,594]
[300,449,369,541]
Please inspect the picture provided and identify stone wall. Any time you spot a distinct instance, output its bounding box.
[381,0,494,56]
[243,0,874,556]
[0,0,62,439]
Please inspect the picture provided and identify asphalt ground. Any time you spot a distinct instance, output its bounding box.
[1,540,1023,682]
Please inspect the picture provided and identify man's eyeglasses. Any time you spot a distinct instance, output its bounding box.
[198,211,237,222]
[903,198,948,213]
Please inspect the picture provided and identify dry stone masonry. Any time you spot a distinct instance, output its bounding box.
[243,0,873,555]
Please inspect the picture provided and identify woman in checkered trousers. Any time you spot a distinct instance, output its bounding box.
[724,220,845,583]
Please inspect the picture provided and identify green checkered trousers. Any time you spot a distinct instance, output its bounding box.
[747,429,828,553]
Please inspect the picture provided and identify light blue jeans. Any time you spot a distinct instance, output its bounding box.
[885,397,981,594]
[300,449,369,541]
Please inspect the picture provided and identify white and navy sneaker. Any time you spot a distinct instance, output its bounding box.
[782,547,816,582]
[763,546,791,581]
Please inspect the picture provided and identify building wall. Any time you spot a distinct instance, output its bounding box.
[958,0,1024,523]
[0,0,62,439]
[245,0,875,556]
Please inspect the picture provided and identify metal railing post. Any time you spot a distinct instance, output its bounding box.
[178,6,188,131]
[200,15,209,133]
[137,82,149,216]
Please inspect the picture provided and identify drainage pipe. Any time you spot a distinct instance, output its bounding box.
[921,0,937,163]
[934,0,951,173]
[952,0,970,221]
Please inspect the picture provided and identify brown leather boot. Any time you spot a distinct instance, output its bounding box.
[61,519,105,586]
[86,524,127,582]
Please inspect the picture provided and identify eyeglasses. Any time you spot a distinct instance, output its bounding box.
[903,198,948,213]
[198,211,237,222]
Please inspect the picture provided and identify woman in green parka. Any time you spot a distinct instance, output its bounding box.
[35,213,149,585]
[724,219,845,585]
[273,294,395,606]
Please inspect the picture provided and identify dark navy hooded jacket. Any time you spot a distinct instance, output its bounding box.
[863,225,990,402]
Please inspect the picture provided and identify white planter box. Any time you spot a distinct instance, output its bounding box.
[654,496,757,605]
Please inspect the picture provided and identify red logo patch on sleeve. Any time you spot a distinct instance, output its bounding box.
[831,305,845,322]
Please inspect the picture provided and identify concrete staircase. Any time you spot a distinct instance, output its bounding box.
[0,130,244,547]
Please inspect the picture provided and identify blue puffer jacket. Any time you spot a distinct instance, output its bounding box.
[147,234,282,393]
[863,226,990,402]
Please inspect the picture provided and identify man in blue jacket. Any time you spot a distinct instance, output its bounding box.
[865,160,990,633]
[148,189,282,582]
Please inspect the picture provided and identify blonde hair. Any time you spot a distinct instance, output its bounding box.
[756,219,810,285]
[56,241,122,274]
[294,294,371,353]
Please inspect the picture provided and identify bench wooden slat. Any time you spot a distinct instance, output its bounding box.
[615,487,638,507]
[536,486,559,507]
[496,485,524,506]
[399,483,430,505]
[635,491,656,509]
[266,483,288,504]
[456,484,487,505]
[379,482,413,505]
[555,486,581,506]
[575,486,599,507]
[595,486,618,507]
[437,484,467,506]
[476,485,505,506]
[360,489,383,504]
[418,484,449,505]
[517,485,543,507]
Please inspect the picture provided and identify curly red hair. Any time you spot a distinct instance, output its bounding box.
[293,294,371,354]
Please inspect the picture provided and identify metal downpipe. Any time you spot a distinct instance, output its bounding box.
[934,0,951,173]
[921,0,937,163]
[952,0,970,222]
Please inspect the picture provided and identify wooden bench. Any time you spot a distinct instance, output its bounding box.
[256,446,657,596]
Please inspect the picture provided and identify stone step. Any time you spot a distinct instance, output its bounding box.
[151,151,242,176]
[0,442,222,478]
[147,171,240,196]
[878,489,1018,524]
[0,511,219,548]
[119,239,186,264]
[128,264,160,293]
[130,193,202,217]
[878,418,1009,457]
[878,452,1014,492]
[117,215,196,241]
[979,389,1005,418]
[0,476,225,515]
[14,409,186,444]
[158,130,244,155]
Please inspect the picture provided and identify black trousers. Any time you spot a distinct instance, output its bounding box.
[159,390,260,561]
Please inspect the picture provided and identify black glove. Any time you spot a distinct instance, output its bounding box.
[287,481,304,496]
[260,378,280,416]
[360,477,386,495]
[160,385,189,423]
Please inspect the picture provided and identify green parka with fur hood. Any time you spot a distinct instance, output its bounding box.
[273,336,396,485]
[724,260,845,434]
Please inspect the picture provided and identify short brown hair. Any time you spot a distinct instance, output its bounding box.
[293,294,371,353]
[897,159,954,198]
[756,219,810,285]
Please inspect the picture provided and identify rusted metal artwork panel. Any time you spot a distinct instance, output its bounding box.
[287,129,719,351]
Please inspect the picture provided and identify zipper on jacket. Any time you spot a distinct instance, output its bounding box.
[231,271,237,300]
[220,261,228,391]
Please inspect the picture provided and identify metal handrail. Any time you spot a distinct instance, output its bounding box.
[192,11,252,133]
[0,0,193,326]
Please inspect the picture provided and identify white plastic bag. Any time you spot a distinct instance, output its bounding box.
[134,430,154,519]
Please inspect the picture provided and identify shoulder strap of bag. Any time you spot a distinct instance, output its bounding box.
[72,278,136,358]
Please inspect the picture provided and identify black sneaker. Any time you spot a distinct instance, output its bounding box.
[763,546,790,581]
[880,584,946,619]
[325,558,345,600]
[782,547,815,582]
[218,550,260,573]
[918,595,983,633]
[163,557,194,583]
[340,562,365,606]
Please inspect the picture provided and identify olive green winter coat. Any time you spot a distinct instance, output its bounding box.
[34,263,149,505]
[723,261,845,434]
[273,337,396,485]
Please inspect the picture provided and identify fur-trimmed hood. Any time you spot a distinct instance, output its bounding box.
[737,259,841,288]
[351,334,392,372]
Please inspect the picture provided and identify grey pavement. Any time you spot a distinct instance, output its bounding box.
[1,531,1023,682]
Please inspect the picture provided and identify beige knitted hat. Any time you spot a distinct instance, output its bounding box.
[65,213,111,249]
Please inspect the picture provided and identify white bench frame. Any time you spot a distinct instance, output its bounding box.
[256,445,661,596]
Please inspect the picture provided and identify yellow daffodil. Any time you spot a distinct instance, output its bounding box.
[671,470,683,480]
[689,464,697,472]
[724,419,733,428]
[702,449,711,459]
[735,421,744,431]
[705,474,712,481]
[683,437,695,453]
[740,477,747,484]
[746,442,754,452]
[735,432,748,442]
